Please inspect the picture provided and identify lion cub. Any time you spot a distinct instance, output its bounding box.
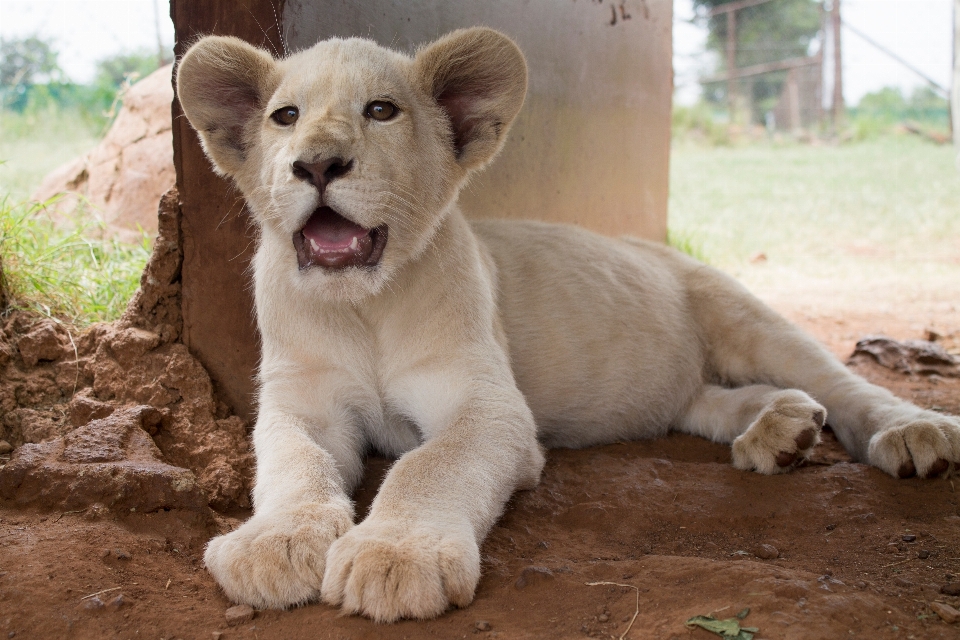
[176,28,960,622]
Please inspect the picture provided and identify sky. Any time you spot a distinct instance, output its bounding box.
[0,0,954,107]
[675,0,955,106]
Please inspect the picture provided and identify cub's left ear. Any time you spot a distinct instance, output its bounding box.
[414,28,527,172]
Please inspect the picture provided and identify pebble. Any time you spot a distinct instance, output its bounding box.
[106,594,126,610]
[225,603,255,626]
[597,614,609,622]
[114,549,131,561]
[475,620,491,632]
[918,550,931,559]
[514,566,554,590]
[0,441,12,455]
[941,583,960,596]
[754,544,779,560]
[902,534,917,543]
[211,632,223,640]
[83,596,105,610]
[931,601,960,624]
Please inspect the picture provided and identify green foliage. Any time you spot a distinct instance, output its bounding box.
[694,0,822,122]
[850,86,950,131]
[2,36,161,129]
[0,196,151,324]
[667,227,711,264]
[672,103,732,146]
[1,35,63,111]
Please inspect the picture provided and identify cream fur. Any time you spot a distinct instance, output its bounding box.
[176,28,960,622]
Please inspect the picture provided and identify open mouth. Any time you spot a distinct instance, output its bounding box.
[293,206,388,270]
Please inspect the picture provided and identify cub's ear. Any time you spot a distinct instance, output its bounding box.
[414,28,527,172]
[176,36,278,177]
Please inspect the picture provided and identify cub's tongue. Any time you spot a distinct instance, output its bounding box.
[294,206,373,269]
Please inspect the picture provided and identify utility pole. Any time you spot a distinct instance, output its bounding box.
[727,10,738,121]
[831,0,844,129]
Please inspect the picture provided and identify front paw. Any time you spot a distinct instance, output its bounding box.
[732,391,825,474]
[204,500,354,608]
[321,518,480,622]
[868,410,960,478]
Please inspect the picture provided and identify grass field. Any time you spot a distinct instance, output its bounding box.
[670,135,960,346]
[0,109,103,201]
[669,135,960,268]
[0,108,148,324]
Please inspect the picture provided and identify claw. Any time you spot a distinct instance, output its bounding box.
[925,458,950,478]
[795,428,817,451]
[897,460,917,479]
[776,451,798,467]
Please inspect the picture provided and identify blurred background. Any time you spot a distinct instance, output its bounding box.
[0,0,957,359]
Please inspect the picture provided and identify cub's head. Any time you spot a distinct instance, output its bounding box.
[176,28,526,301]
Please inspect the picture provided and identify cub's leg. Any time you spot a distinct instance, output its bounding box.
[203,411,362,608]
[677,384,825,474]
[684,263,960,478]
[321,385,544,623]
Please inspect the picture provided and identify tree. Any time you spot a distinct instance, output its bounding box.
[94,50,161,90]
[694,0,822,122]
[0,35,61,90]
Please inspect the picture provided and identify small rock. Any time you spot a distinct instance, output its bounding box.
[893,577,913,589]
[475,620,491,632]
[931,601,960,624]
[83,596,105,610]
[918,550,931,559]
[514,566,554,590]
[825,523,836,531]
[598,614,609,622]
[114,549,131,561]
[84,503,108,521]
[212,633,223,640]
[0,441,12,455]
[537,540,549,549]
[106,594,126,610]
[754,544,779,560]
[902,534,917,543]
[941,583,960,596]
[17,321,65,366]
[225,603,255,626]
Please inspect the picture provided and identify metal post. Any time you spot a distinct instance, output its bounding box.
[727,9,738,121]
[831,0,844,128]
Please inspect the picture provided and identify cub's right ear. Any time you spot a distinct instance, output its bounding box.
[176,36,278,177]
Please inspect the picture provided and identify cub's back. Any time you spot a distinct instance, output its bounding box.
[471,219,704,447]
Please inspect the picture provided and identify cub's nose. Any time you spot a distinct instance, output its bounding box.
[292,157,353,193]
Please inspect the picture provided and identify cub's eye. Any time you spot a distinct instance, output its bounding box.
[365,100,397,121]
[271,106,299,126]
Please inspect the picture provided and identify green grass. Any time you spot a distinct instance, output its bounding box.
[0,104,150,325]
[668,135,960,270]
[0,196,151,325]
[0,108,102,201]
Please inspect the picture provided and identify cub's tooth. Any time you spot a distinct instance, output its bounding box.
[349,236,359,251]
[309,238,320,252]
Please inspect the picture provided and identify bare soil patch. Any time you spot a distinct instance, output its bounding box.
[1,211,958,638]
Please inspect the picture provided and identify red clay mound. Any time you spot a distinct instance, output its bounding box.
[33,65,175,240]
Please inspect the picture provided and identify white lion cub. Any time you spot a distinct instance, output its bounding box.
[176,28,960,622]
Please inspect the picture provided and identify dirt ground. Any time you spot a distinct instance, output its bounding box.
[2,232,960,638]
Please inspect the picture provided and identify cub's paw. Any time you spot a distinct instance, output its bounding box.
[204,500,353,609]
[732,392,825,475]
[867,411,960,479]
[321,518,480,622]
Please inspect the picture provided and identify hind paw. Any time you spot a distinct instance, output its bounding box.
[868,411,960,479]
[732,392,825,474]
